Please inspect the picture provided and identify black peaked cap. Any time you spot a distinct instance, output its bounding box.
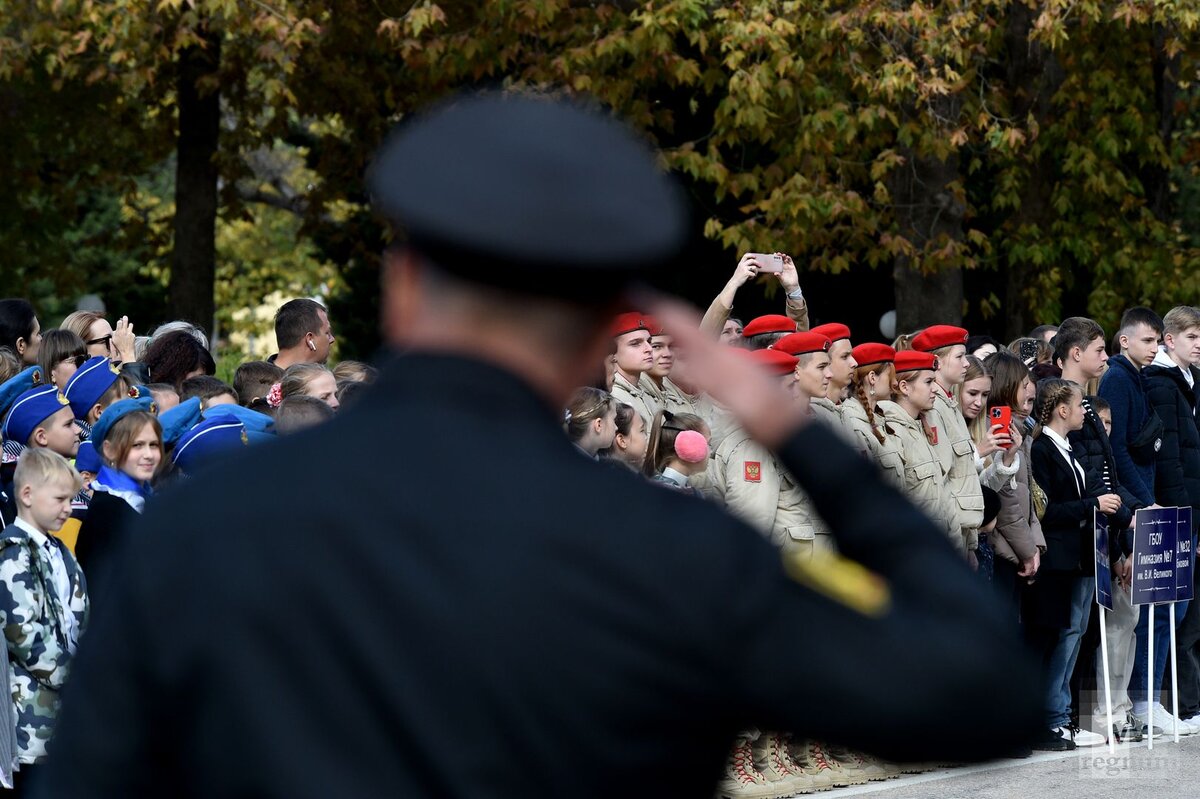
[367,92,687,298]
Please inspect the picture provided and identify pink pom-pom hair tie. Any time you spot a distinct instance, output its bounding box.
[673,430,709,464]
[266,382,283,409]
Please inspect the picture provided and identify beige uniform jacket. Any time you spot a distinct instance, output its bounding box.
[809,397,860,446]
[877,401,963,552]
[699,292,810,339]
[927,389,985,552]
[711,427,830,558]
[841,397,906,488]
[610,372,661,431]
[638,374,699,418]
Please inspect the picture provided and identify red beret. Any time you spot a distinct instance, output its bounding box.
[809,322,851,342]
[912,325,968,352]
[741,314,796,338]
[773,331,831,357]
[610,312,653,339]
[851,342,896,368]
[893,351,939,373]
[746,348,799,376]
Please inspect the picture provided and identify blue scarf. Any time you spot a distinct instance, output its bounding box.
[91,465,152,513]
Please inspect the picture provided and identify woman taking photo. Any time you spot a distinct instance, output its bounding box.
[979,352,1043,616]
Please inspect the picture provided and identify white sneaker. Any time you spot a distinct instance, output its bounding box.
[1068,724,1107,747]
[1142,705,1199,737]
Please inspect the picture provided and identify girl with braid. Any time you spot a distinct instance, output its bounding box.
[563,388,617,460]
[1028,378,1119,750]
[876,351,961,549]
[841,343,905,486]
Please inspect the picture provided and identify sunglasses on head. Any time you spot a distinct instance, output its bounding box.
[86,333,114,348]
[60,354,88,368]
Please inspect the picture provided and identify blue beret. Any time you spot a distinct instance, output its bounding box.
[0,366,44,416]
[203,404,275,444]
[367,92,686,299]
[89,397,157,449]
[126,384,151,400]
[63,356,121,419]
[158,397,203,447]
[171,414,248,475]
[3,386,71,445]
[75,440,102,474]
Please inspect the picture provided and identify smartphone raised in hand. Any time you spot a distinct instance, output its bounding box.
[746,253,785,273]
[990,406,1013,449]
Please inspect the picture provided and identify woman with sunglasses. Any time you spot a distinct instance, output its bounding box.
[61,311,138,367]
[38,329,89,389]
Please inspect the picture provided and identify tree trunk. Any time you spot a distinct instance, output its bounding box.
[1145,23,1178,223]
[170,34,221,338]
[1001,2,1065,340]
[891,94,966,335]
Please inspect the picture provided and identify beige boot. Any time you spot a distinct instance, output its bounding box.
[803,741,869,787]
[823,745,894,781]
[717,735,778,799]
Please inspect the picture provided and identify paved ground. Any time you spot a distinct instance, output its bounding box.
[824,735,1199,799]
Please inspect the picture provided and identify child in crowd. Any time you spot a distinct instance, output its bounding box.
[145,383,180,413]
[63,356,131,431]
[278,364,339,411]
[599,403,648,471]
[179,376,238,410]
[1029,379,1118,750]
[37,330,87,390]
[74,399,162,602]
[1,448,88,789]
[643,410,709,491]
[274,397,335,435]
[876,351,960,550]
[564,388,617,460]
[843,343,905,486]
[234,361,283,412]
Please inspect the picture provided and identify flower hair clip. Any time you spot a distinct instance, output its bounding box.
[266,382,284,409]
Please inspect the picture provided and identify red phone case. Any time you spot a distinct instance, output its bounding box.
[990,407,1012,448]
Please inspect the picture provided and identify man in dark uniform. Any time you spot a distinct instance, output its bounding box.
[36,93,1040,798]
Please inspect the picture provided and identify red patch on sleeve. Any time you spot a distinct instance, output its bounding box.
[928,426,939,445]
[744,461,761,482]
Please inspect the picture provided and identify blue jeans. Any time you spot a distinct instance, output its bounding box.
[1129,596,1192,712]
[1046,575,1095,728]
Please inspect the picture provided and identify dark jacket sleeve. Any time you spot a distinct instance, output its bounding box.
[1099,369,1155,505]
[1147,373,1188,508]
[1029,440,1100,529]
[726,422,1042,761]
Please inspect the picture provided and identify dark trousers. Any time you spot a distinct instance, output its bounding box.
[992,556,1023,630]
[1071,599,1101,727]
[1166,536,1200,717]
[8,763,41,798]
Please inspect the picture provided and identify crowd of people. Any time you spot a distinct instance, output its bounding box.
[566,254,1200,797]
[0,257,1193,797]
[0,296,378,793]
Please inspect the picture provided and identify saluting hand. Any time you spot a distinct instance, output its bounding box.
[646,296,808,449]
[112,316,137,365]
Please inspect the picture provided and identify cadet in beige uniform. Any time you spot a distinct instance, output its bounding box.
[608,313,662,430]
[876,351,962,549]
[842,343,906,486]
[637,322,699,417]
[699,252,810,340]
[807,323,859,438]
[913,325,985,560]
